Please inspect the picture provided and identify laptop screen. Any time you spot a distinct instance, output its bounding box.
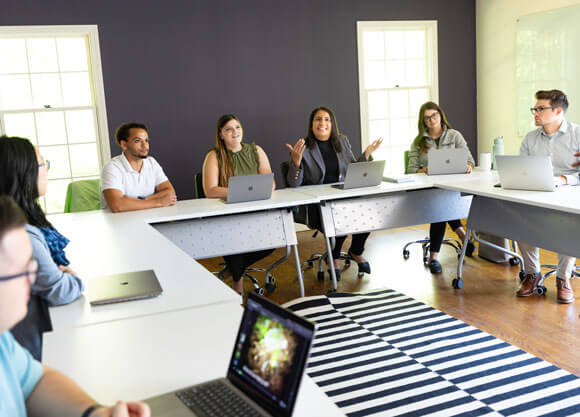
[227,294,316,417]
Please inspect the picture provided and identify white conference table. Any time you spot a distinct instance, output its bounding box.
[437,173,580,288]
[293,171,494,288]
[48,188,319,330]
[43,302,343,416]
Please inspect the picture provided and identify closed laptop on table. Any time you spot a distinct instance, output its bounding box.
[332,160,385,190]
[495,155,556,192]
[227,173,274,204]
[427,148,468,175]
[88,270,163,306]
[145,292,317,417]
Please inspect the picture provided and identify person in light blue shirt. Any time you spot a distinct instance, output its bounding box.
[0,195,150,417]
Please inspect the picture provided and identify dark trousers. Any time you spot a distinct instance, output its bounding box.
[223,249,275,282]
[429,220,463,253]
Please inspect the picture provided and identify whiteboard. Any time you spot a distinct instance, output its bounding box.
[515,4,580,136]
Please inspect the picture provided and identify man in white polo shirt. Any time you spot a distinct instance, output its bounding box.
[101,122,177,212]
[517,90,580,303]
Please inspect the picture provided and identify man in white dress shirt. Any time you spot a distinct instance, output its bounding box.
[101,122,177,212]
[517,90,580,303]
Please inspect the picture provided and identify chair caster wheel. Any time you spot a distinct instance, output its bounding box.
[452,278,463,289]
[357,272,364,278]
[307,261,314,268]
[509,257,520,266]
[423,256,429,264]
[345,259,351,267]
[519,271,526,281]
[255,287,264,295]
[403,250,410,260]
[265,282,277,293]
[536,286,547,295]
[317,271,325,281]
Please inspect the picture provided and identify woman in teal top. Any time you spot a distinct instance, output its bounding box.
[203,114,275,294]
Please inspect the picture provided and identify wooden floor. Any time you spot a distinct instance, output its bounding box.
[198,224,580,377]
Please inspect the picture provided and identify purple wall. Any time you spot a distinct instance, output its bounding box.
[2,0,476,199]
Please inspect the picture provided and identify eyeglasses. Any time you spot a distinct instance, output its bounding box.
[0,259,38,284]
[530,106,554,114]
[39,160,51,171]
[424,112,440,122]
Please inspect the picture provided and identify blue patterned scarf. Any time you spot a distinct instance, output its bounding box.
[39,227,71,266]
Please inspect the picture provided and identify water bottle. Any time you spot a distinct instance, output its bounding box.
[492,136,504,170]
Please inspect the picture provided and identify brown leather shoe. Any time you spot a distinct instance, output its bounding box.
[556,278,575,304]
[517,273,540,297]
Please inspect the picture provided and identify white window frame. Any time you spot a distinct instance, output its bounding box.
[356,20,438,161]
[0,25,111,167]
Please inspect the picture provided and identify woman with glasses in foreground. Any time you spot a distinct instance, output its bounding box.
[406,102,475,274]
[0,136,84,360]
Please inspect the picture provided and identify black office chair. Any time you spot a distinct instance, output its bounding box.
[279,162,356,282]
[193,173,269,294]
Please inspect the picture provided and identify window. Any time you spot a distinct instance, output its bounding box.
[0,25,109,213]
[357,21,438,176]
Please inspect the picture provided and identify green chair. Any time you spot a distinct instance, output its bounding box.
[63,179,101,213]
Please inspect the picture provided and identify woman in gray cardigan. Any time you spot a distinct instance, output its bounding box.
[406,101,475,274]
[286,106,382,281]
[0,136,84,360]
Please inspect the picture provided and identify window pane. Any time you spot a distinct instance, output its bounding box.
[57,38,88,71]
[44,179,69,214]
[66,109,96,143]
[388,90,409,118]
[69,143,99,177]
[364,61,386,89]
[27,39,58,73]
[369,120,389,144]
[61,72,92,106]
[39,145,71,180]
[4,112,37,144]
[405,60,426,86]
[367,91,388,120]
[406,31,425,59]
[390,118,411,146]
[36,111,67,145]
[0,39,28,74]
[385,61,405,87]
[0,75,32,110]
[385,31,405,59]
[409,88,429,115]
[31,73,63,108]
[363,32,384,60]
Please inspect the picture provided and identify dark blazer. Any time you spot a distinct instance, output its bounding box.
[286,135,367,187]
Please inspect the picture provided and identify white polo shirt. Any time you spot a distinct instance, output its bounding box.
[100,153,169,209]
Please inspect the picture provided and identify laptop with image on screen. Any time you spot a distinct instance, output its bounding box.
[226,173,274,204]
[88,270,163,306]
[144,292,317,417]
[332,160,385,190]
[427,148,468,175]
[495,155,556,192]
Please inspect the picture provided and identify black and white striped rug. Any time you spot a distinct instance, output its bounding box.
[285,289,580,417]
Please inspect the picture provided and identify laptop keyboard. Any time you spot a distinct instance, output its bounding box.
[176,380,264,417]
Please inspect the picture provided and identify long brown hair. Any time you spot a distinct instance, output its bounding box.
[214,114,241,187]
[411,101,452,153]
[305,106,342,153]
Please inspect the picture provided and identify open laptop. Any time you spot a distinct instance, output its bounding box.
[145,292,317,417]
[227,173,274,204]
[427,148,468,175]
[332,160,386,190]
[495,155,557,191]
[88,270,163,306]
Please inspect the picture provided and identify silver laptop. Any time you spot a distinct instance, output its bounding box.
[227,173,274,204]
[145,292,317,417]
[496,155,556,191]
[427,148,468,175]
[88,270,163,306]
[333,160,386,190]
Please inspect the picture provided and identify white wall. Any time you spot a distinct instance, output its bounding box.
[476,0,580,156]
